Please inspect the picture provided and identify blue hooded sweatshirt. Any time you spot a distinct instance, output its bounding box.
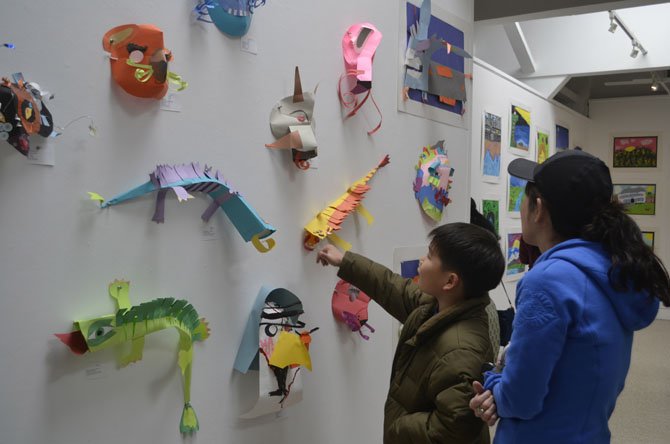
[485,239,659,444]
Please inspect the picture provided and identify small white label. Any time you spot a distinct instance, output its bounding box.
[160,92,182,112]
[241,37,258,55]
[84,363,106,380]
[201,223,218,241]
[27,137,56,166]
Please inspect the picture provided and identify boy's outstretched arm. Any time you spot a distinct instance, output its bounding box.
[317,245,426,323]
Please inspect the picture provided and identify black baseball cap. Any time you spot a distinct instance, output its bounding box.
[508,150,613,232]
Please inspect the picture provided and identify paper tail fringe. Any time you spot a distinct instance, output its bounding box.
[180,403,199,434]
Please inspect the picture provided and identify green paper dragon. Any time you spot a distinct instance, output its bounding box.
[55,280,210,434]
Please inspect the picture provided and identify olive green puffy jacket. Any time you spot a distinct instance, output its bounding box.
[338,252,493,444]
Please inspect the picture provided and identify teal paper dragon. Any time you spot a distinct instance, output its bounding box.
[88,162,276,252]
[55,280,210,434]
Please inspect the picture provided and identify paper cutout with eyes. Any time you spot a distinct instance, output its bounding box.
[413,140,454,222]
[0,74,55,156]
[102,24,187,99]
[332,279,375,340]
[234,286,318,419]
[265,67,317,170]
[194,0,267,37]
[338,23,383,135]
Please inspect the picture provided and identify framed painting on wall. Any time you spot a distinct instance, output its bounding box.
[481,197,500,236]
[505,231,527,281]
[556,124,570,151]
[398,0,473,128]
[641,231,655,251]
[536,127,550,163]
[507,175,527,218]
[613,184,656,215]
[612,135,658,168]
[481,110,502,183]
[509,103,531,156]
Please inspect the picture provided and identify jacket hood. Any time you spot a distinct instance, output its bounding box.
[536,239,659,331]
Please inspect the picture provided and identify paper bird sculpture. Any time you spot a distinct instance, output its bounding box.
[55,280,210,434]
[303,155,390,251]
[89,163,276,253]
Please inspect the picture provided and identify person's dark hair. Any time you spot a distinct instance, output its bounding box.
[429,222,505,299]
[525,183,670,306]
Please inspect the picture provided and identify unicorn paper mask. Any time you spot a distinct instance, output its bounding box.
[338,23,383,135]
[265,67,317,170]
[0,74,55,156]
[102,24,187,99]
[55,280,210,434]
[414,140,454,222]
[194,0,267,37]
[234,286,318,418]
[332,280,375,340]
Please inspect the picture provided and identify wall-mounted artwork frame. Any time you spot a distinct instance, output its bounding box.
[613,183,656,215]
[509,102,532,156]
[612,135,659,169]
[398,0,473,129]
[481,110,503,183]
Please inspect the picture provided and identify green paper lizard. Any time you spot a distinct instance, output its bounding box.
[55,280,210,434]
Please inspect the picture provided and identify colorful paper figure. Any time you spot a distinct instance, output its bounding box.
[0,73,55,156]
[102,24,187,99]
[265,67,318,170]
[194,0,267,37]
[403,0,472,111]
[89,163,276,252]
[234,286,318,419]
[303,155,390,251]
[55,280,210,433]
[414,141,454,222]
[332,279,375,340]
[338,23,383,135]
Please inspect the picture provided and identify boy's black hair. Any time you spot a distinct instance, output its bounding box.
[429,222,505,299]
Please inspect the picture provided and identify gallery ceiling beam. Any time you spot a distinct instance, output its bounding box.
[503,22,536,74]
[475,0,666,24]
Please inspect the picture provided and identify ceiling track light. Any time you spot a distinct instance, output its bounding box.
[608,10,648,57]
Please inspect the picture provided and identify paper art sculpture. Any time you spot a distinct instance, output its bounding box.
[338,23,383,135]
[304,155,390,251]
[414,141,454,222]
[403,0,472,113]
[234,286,318,419]
[102,24,187,99]
[265,67,318,170]
[194,0,267,37]
[89,163,276,252]
[55,280,210,433]
[332,279,375,340]
[0,73,55,156]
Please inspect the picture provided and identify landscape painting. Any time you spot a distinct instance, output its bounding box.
[613,136,658,168]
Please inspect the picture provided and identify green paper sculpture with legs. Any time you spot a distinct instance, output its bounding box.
[55,280,210,434]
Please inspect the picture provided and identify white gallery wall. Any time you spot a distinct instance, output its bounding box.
[468,58,590,307]
[588,95,670,320]
[0,1,475,443]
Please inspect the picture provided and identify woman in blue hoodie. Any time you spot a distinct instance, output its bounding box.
[470,150,670,443]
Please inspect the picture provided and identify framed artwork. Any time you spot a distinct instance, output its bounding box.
[505,231,527,281]
[612,136,658,168]
[481,197,500,236]
[641,231,655,251]
[556,124,570,151]
[398,0,473,128]
[613,184,656,215]
[481,110,502,183]
[507,175,527,218]
[509,103,531,155]
[536,128,550,163]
